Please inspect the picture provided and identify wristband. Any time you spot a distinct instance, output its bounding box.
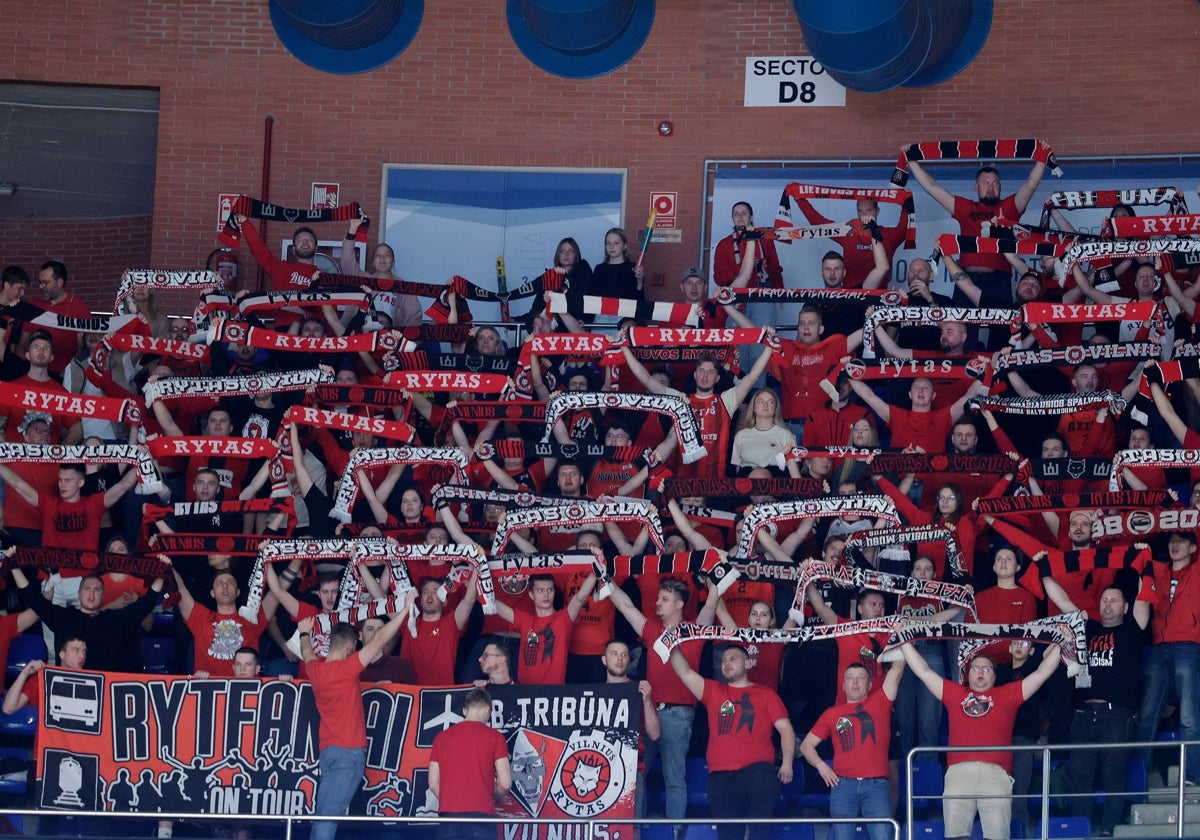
[299,632,310,638]
[345,233,356,241]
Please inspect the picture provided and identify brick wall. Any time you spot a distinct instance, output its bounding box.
[0,0,1197,308]
[0,216,153,309]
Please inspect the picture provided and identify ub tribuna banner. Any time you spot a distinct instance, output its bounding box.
[34,668,639,835]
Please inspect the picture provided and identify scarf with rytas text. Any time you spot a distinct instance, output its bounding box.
[775,182,917,248]
[217,195,363,249]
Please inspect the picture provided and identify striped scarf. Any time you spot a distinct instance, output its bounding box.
[546,291,700,326]
[892,139,1061,187]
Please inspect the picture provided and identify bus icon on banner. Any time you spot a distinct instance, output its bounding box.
[47,672,103,732]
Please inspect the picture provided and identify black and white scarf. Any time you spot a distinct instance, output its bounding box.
[734,496,901,558]
[330,447,470,521]
[142,368,334,406]
[543,391,707,464]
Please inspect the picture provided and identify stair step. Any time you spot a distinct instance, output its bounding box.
[1146,787,1200,805]
[1114,825,1200,838]
[1129,802,1200,825]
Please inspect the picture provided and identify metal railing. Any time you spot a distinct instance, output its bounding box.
[907,738,1199,840]
[0,810,899,840]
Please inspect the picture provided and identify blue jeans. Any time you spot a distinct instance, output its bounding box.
[829,777,891,840]
[896,641,945,760]
[1137,642,1200,783]
[643,704,694,820]
[312,745,366,840]
[739,300,777,389]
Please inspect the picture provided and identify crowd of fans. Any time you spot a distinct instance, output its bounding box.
[1,161,1199,840]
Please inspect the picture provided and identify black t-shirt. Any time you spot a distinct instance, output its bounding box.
[1076,617,1145,709]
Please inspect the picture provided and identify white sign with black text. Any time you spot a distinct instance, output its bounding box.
[744,56,846,107]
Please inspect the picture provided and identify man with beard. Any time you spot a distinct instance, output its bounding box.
[238,218,322,291]
[905,151,1047,303]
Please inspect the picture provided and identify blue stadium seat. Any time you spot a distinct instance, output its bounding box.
[683,825,717,840]
[909,759,943,810]
[642,825,674,840]
[0,693,37,737]
[685,757,709,807]
[141,636,175,675]
[771,823,815,840]
[6,635,45,684]
[908,821,944,840]
[795,760,832,810]
[0,745,30,795]
[1034,817,1090,839]
[777,761,807,810]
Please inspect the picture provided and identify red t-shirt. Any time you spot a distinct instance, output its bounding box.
[941,679,1025,772]
[769,335,849,422]
[887,405,953,453]
[307,654,367,751]
[407,612,462,686]
[34,293,91,375]
[745,641,785,692]
[641,617,700,706]
[952,195,1021,272]
[677,393,732,480]
[430,720,508,815]
[511,609,574,685]
[810,688,893,778]
[566,572,613,656]
[185,603,267,678]
[701,679,787,772]
[39,491,108,554]
[833,618,890,704]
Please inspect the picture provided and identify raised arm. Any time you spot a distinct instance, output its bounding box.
[565,573,597,621]
[358,608,408,667]
[860,235,890,290]
[881,658,906,701]
[898,640,945,701]
[619,344,675,395]
[0,464,38,506]
[1012,160,1048,215]
[945,254,983,306]
[168,558,195,620]
[668,646,705,701]
[596,553,648,637]
[727,333,777,406]
[1020,643,1061,700]
[847,377,891,424]
[904,146,956,214]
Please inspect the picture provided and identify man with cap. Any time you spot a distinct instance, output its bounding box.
[669,641,795,840]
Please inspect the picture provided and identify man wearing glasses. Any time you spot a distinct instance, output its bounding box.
[899,637,1062,840]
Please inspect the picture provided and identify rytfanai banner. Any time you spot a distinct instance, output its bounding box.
[34,669,638,834]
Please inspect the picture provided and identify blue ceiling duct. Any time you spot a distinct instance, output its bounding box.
[506,0,656,79]
[793,0,993,93]
[269,0,425,75]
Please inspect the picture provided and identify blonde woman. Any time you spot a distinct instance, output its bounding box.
[731,388,798,476]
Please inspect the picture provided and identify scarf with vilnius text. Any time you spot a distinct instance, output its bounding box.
[543,391,707,464]
[1109,448,1200,490]
[329,447,470,522]
[0,443,163,495]
[492,500,664,555]
[844,525,968,579]
[142,367,334,406]
[1055,237,1200,286]
[734,496,901,558]
[115,270,223,315]
[785,560,977,624]
[861,306,1018,355]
